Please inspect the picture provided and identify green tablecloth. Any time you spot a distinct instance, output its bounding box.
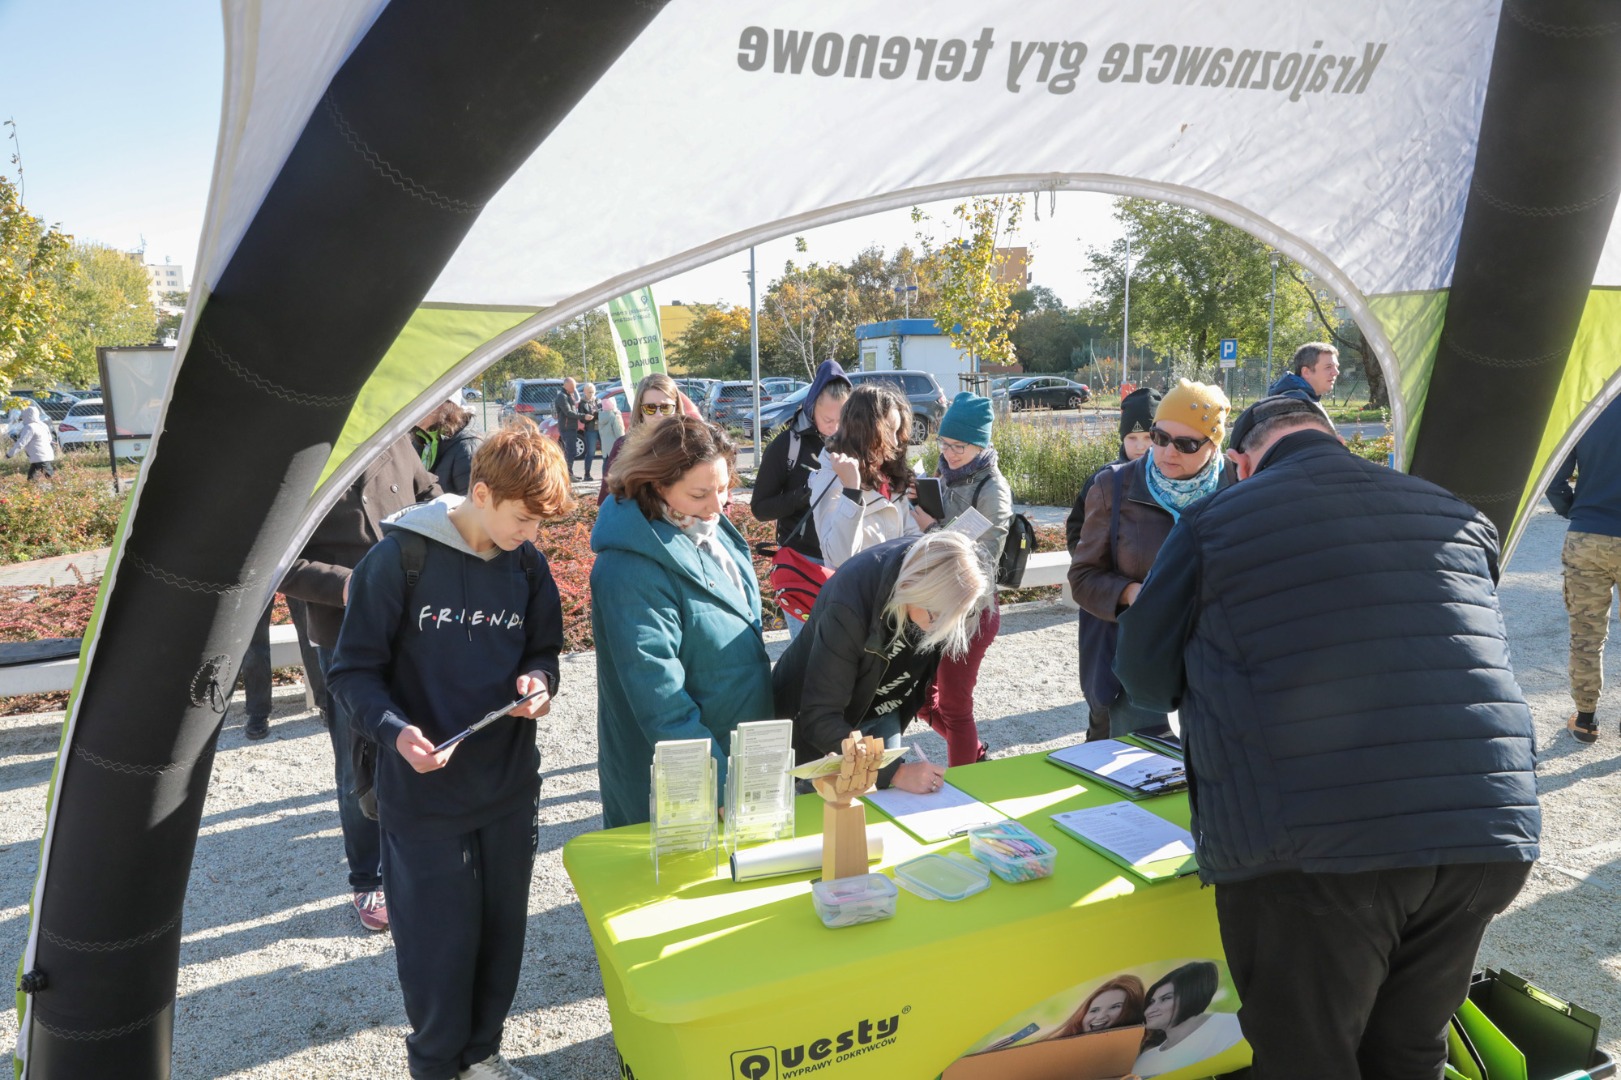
[563,750,1250,1079]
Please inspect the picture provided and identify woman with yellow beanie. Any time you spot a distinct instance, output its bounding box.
[1067,380,1231,739]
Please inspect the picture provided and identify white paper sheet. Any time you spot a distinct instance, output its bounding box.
[1047,739,1184,792]
[862,783,1005,843]
[1051,803,1194,866]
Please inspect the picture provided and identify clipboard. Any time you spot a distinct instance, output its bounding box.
[431,686,548,754]
[913,476,946,521]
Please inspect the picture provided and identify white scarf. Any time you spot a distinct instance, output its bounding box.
[661,505,747,602]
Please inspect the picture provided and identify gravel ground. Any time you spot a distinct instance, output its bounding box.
[2,500,1618,1077]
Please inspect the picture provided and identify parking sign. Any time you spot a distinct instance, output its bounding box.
[1219,338,1238,361]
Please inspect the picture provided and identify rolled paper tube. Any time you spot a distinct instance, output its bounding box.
[729,830,885,882]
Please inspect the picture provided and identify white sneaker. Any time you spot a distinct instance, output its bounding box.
[458,1054,537,1080]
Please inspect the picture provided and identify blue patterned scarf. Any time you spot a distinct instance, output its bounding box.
[1145,454,1221,521]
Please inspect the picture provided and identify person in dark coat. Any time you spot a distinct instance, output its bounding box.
[750,360,853,639]
[1264,341,1339,402]
[1069,380,1229,739]
[1064,386,1159,741]
[1114,395,1540,1080]
[591,416,774,828]
[771,532,991,794]
[280,435,442,931]
[412,396,483,496]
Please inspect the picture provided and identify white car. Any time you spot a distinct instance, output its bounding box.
[57,397,109,449]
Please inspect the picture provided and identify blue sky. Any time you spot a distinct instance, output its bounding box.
[0,0,1120,306]
[0,0,222,279]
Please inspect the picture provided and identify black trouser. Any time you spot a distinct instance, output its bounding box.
[26,461,55,482]
[1215,862,1532,1080]
[236,604,273,722]
[381,798,539,1079]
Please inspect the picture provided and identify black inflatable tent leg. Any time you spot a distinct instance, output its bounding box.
[19,3,664,1077]
[1409,2,1621,533]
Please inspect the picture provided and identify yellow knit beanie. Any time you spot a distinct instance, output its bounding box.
[1155,379,1230,446]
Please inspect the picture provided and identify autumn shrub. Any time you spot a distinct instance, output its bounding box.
[0,458,127,562]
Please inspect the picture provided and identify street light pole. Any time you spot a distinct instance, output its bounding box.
[748,247,761,462]
[1122,235,1132,388]
[1267,251,1281,387]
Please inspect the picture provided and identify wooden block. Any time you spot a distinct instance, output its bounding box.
[822,800,870,882]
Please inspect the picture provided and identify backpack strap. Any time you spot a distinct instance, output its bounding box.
[396,530,428,600]
[787,426,804,473]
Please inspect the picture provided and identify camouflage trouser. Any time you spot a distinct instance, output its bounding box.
[1562,529,1621,712]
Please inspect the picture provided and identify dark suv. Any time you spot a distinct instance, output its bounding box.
[711,381,774,428]
[845,370,948,444]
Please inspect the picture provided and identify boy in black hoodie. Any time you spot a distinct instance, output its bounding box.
[329,420,572,1080]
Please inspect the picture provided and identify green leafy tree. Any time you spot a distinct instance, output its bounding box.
[51,242,158,385]
[1084,199,1317,386]
[763,256,859,379]
[1011,307,1089,374]
[0,175,74,390]
[482,340,567,394]
[154,289,188,344]
[538,309,616,384]
[914,195,1026,369]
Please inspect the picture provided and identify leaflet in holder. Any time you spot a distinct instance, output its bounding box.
[725,719,796,850]
[790,746,910,780]
[650,738,718,884]
[1046,738,1187,798]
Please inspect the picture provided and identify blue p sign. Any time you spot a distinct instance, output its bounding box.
[1219,338,1238,361]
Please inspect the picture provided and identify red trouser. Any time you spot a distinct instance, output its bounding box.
[919,603,1000,766]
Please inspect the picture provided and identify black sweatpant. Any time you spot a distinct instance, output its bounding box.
[381,798,539,1079]
[1215,862,1532,1080]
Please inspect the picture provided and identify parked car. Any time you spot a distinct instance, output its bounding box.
[460,386,483,401]
[760,377,807,397]
[56,397,108,449]
[674,378,723,419]
[711,381,773,427]
[10,388,81,424]
[738,383,811,433]
[499,378,566,424]
[997,376,1092,411]
[845,369,948,443]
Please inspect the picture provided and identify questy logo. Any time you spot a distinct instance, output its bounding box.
[731,1047,776,1079]
[731,1010,905,1078]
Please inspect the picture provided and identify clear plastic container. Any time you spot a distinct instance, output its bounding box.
[968,821,1057,883]
[894,852,991,901]
[811,873,898,929]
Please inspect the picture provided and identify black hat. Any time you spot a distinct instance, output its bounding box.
[1119,387,1162,438]
[1228,394,1333,452]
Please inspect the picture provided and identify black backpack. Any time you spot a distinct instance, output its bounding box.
[349,530,542,820]
[973,474,1035,588]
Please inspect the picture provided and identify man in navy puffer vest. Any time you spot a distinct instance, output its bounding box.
[1116,395,1540,1080]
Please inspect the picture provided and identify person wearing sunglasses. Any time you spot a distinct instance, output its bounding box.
[1068,379,1230,739]
[596,373,682,505]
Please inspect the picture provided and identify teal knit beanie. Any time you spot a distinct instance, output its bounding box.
[938,392,993,447]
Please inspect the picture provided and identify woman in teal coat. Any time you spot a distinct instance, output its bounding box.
[591,416,774,828]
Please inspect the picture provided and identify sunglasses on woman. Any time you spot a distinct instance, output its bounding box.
[640,402,678,417]
[1149,426,1210,454]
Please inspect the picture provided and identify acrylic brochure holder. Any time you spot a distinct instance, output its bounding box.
[724,720,796,853]
[649,738,718,885]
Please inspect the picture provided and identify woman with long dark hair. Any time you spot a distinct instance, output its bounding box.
[808,382,919,569]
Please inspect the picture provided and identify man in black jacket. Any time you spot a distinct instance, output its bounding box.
[281,436,442,932]
[1115,395,1540,1080]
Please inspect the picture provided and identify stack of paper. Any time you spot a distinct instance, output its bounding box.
[1050,802,1197,882]
[1046,738,1186,798]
